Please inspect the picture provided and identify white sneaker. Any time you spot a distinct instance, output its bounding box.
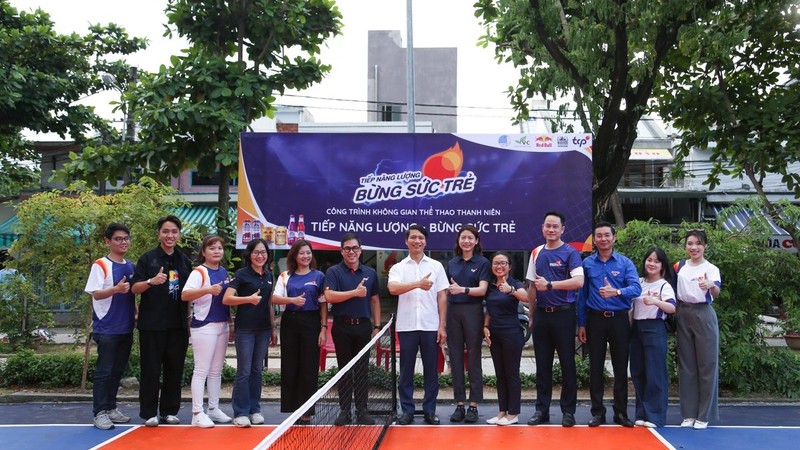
[486,415,504,425]
[643,421,657,428]
[233,416,251,428]
[192,412,215,428]
[693,420,709,430]
[249,413,265,425]
[634,419,645,426]
[497,416,518,426]
[106,408,131,424]
[93,412,115,430]
[144,416,159,427]
[163,415,180,425]
[680,418,695,428]
[207,408,232,423]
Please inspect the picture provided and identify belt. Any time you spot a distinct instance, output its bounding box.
[537,304,572,313]
[334,316,368,325]
[588,308,627,318]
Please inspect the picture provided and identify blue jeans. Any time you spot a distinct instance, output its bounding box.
[92,332,133,415]
[232,329,270,417]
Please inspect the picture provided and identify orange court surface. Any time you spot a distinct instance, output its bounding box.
[2,422,799,450]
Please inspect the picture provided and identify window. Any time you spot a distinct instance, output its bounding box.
[380,104,402,122]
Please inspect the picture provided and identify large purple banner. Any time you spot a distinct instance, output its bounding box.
[237,133,592,251]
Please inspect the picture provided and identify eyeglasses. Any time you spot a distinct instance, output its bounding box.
[252,250,268,256]
[492,261,509,267]
[342,246,361,253]
[112,236,130,243]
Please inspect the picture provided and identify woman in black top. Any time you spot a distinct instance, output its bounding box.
[223,238,276,428]
[483,252,528,426]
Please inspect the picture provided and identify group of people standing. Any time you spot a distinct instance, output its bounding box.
[84,212,721,431]
[441,212,722,430]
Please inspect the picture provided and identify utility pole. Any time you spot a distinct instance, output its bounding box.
[406,0,415,133]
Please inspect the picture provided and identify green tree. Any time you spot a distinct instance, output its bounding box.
[0,0,147,179]
[8,178,186,388]
[655,0,800,252]
[474,0,722,222]
[60,0,343,244]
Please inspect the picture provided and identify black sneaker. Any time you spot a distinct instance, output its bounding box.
[356,412,375,425]
[334,411,351,426]
[450,405,466,422]
[464,406,479,423]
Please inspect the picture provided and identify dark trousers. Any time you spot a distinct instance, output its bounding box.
[92,332,133,416]
[532,305,577,414]
[138,328,189,419]
[489,328,524,415]
[398,330,439,415]
[331,318,371,413]
[630,319,669,426]
[280,311,322,415]
[446,302,484,404]
[586,311,630,418]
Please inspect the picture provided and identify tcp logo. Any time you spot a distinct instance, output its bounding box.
[572,136,590,146]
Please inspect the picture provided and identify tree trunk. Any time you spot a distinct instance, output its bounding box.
[217,163,233,244]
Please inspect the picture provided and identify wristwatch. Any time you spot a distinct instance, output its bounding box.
[464,287,470,295]
[616,289,622,296]
[146,278,152,285]
[546,281,552,290]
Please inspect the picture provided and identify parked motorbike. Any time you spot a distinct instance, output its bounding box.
[518,301,531,343]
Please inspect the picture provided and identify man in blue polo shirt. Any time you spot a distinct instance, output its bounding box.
[525,211,584,428]
[577,221,641,428]
[84,223,136,430]
[324,233,382,426]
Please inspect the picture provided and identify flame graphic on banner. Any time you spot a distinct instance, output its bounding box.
[422,142,463,181]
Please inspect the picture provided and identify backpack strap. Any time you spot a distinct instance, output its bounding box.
[192,265,210,287]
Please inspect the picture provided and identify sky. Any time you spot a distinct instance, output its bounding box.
[10,0,523,134]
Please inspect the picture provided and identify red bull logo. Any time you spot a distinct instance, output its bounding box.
[535,135,553,147]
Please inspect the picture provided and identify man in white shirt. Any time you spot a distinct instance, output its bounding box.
[388,224,448,426]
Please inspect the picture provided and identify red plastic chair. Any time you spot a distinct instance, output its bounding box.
[437,344,469,374]
[376,331,400,370]
[318,319,335,371]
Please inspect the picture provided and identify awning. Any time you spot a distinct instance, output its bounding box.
[630,148,673,161]
[0,216,19,249]
[710,204,790,235]
[173,206,237,233]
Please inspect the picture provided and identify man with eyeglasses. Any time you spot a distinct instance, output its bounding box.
[131,215,193,427]
[84,223,136,430]
[388,224,449,426]
[324,233,382,426]
[525,211,585,427]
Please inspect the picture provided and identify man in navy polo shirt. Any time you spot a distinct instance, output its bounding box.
[324,233,382,426]
[526,211,584,428]
[577,221,641,428]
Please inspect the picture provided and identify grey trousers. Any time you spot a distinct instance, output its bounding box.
[676,302,720,422]
[446,302,485,404]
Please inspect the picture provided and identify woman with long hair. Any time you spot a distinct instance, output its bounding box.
[629,246,676,428]
[223,238,277,428]
[675,229,722,430]
[272,239,327,425]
